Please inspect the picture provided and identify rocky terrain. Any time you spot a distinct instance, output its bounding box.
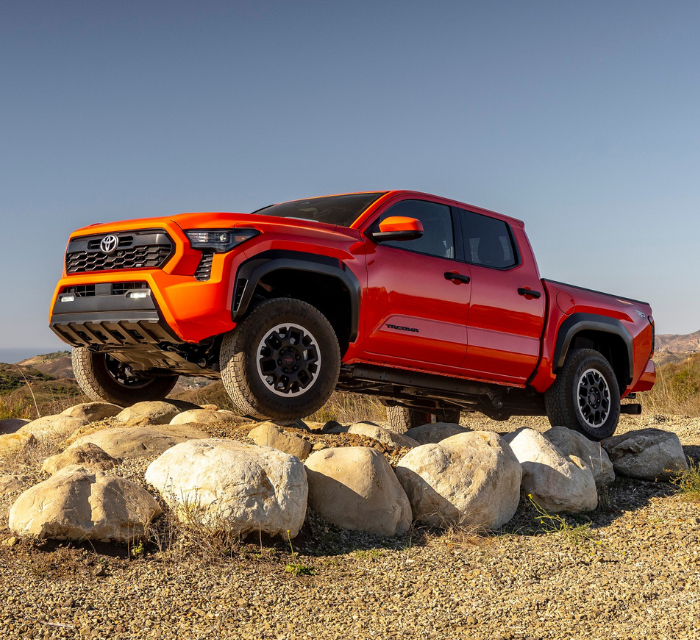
[0,397,698,640]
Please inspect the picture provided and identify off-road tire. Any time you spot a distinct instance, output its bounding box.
[544,348,621,441]
[386,406,462,434]
[220,298,341,420]
[72,348,179,407]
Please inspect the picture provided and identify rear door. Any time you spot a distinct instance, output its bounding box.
[360,199,472,371]
[459,209,545,383]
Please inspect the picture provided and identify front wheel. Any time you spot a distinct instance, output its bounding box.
[72,348,179,407]
[220,298,341,420]
[544,348,621,440]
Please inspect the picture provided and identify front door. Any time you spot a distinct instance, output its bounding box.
[360,199,471,372]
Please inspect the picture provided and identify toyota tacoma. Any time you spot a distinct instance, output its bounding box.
[49,191,656,440]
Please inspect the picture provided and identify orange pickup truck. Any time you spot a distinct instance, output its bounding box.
[50,191,655,439]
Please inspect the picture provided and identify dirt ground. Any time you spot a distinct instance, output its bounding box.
[1,413,699,640]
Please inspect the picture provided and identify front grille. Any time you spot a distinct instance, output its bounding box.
[194,250,215,281]
[65,229,173,274]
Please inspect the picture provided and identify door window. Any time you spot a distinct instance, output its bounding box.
[370,200,455,259]
[460,210,517,269]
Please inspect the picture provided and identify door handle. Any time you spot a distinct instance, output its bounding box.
[444,272,471,284]
[517,287,542,298]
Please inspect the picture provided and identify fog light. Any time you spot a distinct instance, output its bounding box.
[127,291,150,299]
[60,294,75,302]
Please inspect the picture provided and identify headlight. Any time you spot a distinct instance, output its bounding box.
[184,228,259,253]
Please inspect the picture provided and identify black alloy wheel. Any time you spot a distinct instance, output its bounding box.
[544,347,621,440]
[256,323,321,397]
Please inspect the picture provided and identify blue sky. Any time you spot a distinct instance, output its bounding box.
[1,0,699,354]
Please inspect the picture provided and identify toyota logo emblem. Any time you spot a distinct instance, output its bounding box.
[100,235,118,253]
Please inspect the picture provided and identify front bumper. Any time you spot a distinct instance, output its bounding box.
[50,219,253,346]
[50,284,183,347]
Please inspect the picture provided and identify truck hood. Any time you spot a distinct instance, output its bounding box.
[71,211,346,237]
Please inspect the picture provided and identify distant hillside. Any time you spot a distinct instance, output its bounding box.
[656,330,700,354]
[18,350,74,379]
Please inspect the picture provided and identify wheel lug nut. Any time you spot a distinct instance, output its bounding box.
[295,355,300,360]
[277,360,282,365]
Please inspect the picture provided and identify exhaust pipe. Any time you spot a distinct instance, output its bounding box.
[620,403,642,415]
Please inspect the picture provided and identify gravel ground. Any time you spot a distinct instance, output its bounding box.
[1,413,699,639]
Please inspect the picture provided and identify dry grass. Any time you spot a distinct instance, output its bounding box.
[639,353,700,417]
[306,392,387,424]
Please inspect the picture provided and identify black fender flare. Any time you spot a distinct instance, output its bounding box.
[553,313,634,383]
[231,250,362,342]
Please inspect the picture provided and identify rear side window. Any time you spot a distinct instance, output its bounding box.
[371,200,455,259]
[460,210,517,269]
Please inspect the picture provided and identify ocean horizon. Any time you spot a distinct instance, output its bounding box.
[0,347,70,364]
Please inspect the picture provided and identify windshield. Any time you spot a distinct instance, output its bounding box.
[251,192,385,227]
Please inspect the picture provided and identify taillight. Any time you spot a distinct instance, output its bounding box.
[648,315,655,358]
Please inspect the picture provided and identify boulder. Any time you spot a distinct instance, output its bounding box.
[347,423,419,448]
[305,447,411,536]
[170,409,243,426]
[395,431,522,529]
[145,439,308,538]
[406,422,470,445]
[115,401,181,425]
[60,402,122,423]
[505,428,597,513]
[42,443,120,475]
[0,433,38,458]
[9,465,161,542]
[0,418,29,435]
[18,415,88,440]
[248,422,312,460]
[0,474,30,493]
[601,428,688,481]
[543,427,615,486]
[70,424,208,459]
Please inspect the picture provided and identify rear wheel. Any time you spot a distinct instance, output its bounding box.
[220,298,341,420]
[544,348,621,440]
[72,348,179,407]
[386,406,461,434]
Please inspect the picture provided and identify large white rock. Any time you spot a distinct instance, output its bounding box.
[9,465,161,542]
[18,415,88,440]
[347,423,419,448]
[505,428,597,513]
[70,424,208,459]
[395,431,522,529]
[406,422,470,445]
[41,443,120,475]
[544,427,615,486]
[248,422,312,460]
[115,401,181,425]
[305,447,412,536]
[170,409,243,426]
[601,428,689,481]
[0,418,29,435]
[61,402,122,423]
[145,439,308,538]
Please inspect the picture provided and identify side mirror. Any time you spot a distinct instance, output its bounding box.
[368,216,424,242]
